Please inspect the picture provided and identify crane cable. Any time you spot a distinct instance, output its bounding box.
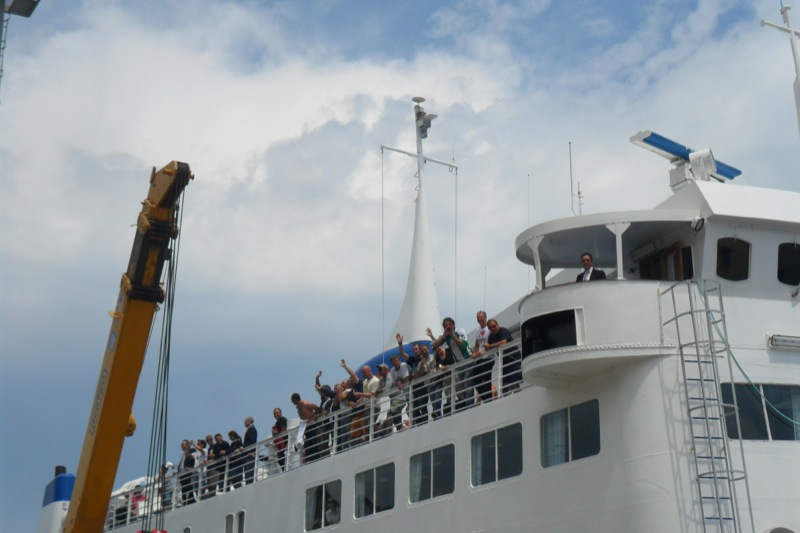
[141,187,187,530]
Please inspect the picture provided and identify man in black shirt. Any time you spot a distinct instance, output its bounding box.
[272,408,288,471]
[487,319,519,393]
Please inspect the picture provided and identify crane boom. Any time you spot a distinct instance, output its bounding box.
[63,161,193,533]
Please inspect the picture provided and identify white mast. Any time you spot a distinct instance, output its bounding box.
[381,97,456,347]
[762,4,800,140]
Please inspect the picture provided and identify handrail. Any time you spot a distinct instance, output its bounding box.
[104,339,525,529]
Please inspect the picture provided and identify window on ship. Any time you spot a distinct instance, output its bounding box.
[541,399,600,467]
[721,383,800,441]
[471,423,522,486]
[777,242,800,285]
[410,443,455,503]
[638,242,693,281]
[306,480,342,530]
[716,237,750,281]
[355,463,394,518]
[522,310,577,357]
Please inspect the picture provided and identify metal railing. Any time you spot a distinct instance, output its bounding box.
[104,340,526,529]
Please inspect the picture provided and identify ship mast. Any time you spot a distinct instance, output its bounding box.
[762,4,800,140]
[381,97,457,347]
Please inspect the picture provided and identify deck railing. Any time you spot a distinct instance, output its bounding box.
[104,339,526,529]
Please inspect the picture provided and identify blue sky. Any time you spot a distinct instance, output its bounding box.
[1,0,798,530]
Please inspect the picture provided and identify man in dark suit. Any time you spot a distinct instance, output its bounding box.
[177,439,196,505]
[576,252,607,282]
[243,416,257,484]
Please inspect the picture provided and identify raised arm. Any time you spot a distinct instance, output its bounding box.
[340,358,358,383]
[396,333,411,362]
[427,327,444,349]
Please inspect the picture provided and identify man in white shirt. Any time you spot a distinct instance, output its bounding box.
[380,355,410,433]
[471,310,495,403]
[192,438,208,500]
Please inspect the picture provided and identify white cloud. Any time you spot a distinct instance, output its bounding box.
[2,0,799,530]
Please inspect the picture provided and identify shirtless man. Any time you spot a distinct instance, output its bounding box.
[291,393,320,461]
[291,392,319,420]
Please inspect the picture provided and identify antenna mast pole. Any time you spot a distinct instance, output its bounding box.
[762,4,800,140]
[569,142,583,216]
[381,97,457,346]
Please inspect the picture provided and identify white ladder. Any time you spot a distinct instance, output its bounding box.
[660,280,754,532]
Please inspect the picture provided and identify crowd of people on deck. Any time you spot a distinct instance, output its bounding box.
[158,310,519,508]
[286,310,521,465]
[157,418,259,510]
[149,254,607,511]
[121,253,606,520]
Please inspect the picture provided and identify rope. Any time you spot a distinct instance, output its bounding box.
[141,188,186,530]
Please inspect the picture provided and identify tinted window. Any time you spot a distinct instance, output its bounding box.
[541,400,600,467]
[716,238,750,281]
[355,464,394,518]
[682,246,694,279]
[471,423,522,486]
[522,310,577,356]
[722,383,768,439]
[777,243,800,285]
[410,444,455,503]
[571,400,601,460]
[722,383,800,441]
[306,480,341,530]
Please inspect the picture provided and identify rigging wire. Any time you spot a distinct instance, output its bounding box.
[141,188,187,530]
[452,163,458,321]
[381,147,386,363]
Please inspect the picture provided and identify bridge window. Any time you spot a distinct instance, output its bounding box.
[471,423,522,486]
[410,444,455,503]
[522,310,576,356]
[306,480,341,530]
[355,463,394,518]
[716,237,750,281]
[541,400,600,467]
[722,383,800,441]
[777,243,800,285]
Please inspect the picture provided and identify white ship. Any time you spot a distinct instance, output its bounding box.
[39,8,800,533]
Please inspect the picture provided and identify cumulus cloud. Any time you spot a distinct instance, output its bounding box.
[1,0,798,530]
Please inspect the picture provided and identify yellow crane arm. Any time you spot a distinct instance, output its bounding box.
[63,161,193,533]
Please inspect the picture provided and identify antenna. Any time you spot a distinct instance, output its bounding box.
[380,97,458,347]
[761,4,800,141]
[631,130,742,189]
[569,142,583,216]
[527,173,531,293]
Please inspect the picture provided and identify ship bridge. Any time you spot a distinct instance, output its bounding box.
[513,178,800,388]
[515,207,700,288]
